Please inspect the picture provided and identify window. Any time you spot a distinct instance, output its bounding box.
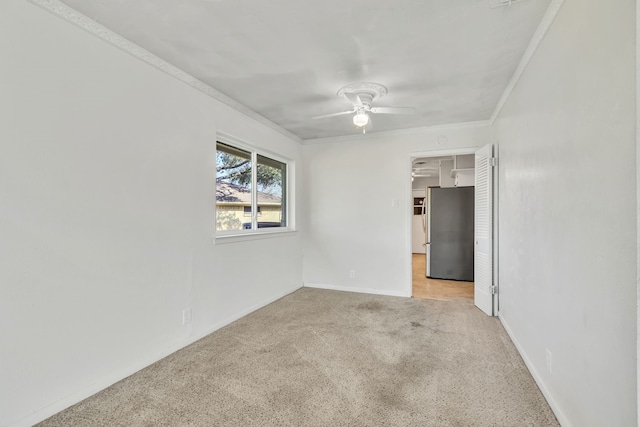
[216,140,288,234]
[243,206,262,216]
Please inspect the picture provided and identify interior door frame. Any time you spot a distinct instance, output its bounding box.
[405,146,499,315]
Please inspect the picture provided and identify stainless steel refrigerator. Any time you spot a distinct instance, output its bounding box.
[423,186,474,281]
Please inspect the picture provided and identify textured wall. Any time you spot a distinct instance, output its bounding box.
[493,0,637,425]
[302,125,491,296]
[0,1,302,426]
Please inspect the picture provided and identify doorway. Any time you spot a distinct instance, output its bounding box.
[409,151,476,302]
[407,144,496,315]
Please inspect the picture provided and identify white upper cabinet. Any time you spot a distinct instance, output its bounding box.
[449,154,475,187]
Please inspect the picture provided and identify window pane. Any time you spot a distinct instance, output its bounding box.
[243,206,261,216]
[257,154,286,228]
[216,142,252,231]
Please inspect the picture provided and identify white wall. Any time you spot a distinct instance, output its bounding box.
[412,176,438,190]
[0,2,303,426]
[302,124,491,296]
[637,1,640,424]
[493,0,637,425]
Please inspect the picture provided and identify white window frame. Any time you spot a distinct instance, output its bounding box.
[214,132,294,243]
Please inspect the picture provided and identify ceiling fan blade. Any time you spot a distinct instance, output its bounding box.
[370,106,415,115]
[344,93,363,107]
[312,110,354,119]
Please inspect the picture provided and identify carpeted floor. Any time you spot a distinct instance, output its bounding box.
[37,288,559,426]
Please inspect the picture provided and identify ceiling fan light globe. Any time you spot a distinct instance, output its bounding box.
[353,112,369,127]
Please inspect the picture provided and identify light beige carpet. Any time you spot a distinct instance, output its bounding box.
[37,288,558,426]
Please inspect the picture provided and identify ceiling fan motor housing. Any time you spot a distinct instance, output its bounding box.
[337,82,388,107]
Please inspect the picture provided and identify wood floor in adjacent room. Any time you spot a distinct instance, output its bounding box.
[412,253,474,300]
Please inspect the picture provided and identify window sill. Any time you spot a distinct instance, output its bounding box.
[214,229,297,245]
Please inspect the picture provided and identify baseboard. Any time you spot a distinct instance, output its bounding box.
[10,284,302,427]
[498,314,571,427]
[186,284,303,345]
[303,282,408,298]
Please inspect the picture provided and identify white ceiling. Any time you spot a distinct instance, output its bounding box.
[58,0,552,140]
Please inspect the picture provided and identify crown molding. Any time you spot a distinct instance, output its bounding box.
[489,0,566,124]
[302,120,492,145]
[26,0,303,144]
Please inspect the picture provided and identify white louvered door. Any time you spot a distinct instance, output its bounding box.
[474,144,494,316]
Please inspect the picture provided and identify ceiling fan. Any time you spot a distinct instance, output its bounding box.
[312,82,415,133]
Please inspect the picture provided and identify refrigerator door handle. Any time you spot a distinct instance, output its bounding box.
[421,197,427,246]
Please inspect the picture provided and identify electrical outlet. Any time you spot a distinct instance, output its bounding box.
[182,308,192,325]
[545,349,552,374]
[349,270,356,279]
[391,198,399,207]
